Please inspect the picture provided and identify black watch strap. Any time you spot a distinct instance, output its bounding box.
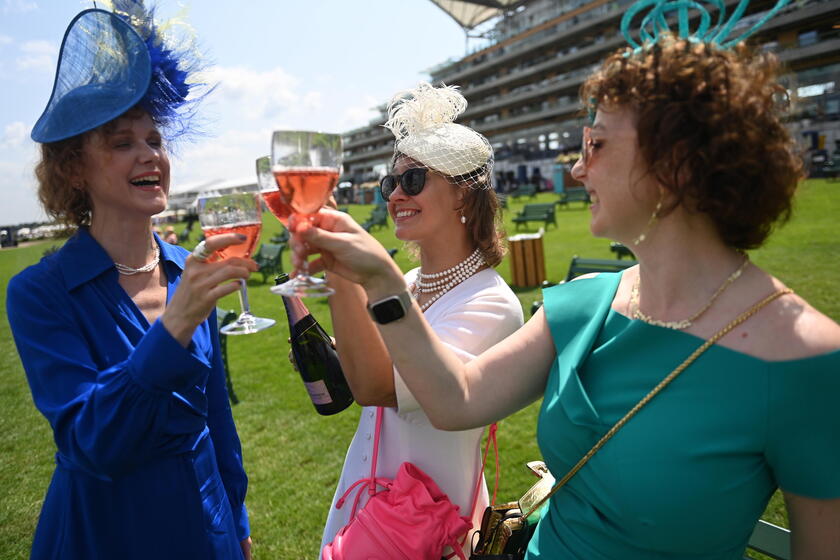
[367,291,412,324]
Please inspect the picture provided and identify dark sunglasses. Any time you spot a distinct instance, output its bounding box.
[379,167,428,201]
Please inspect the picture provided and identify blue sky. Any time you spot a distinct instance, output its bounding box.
[0,0,467,225]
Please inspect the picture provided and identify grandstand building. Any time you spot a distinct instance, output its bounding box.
[341,0,840,189]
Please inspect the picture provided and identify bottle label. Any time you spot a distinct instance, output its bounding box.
[304,380,334,405]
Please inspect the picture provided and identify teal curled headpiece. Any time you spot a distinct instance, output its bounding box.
[31,0,210,143]
[620,0,790,53]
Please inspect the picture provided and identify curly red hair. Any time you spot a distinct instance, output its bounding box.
[35,107,157,228]
[581,37,804,249]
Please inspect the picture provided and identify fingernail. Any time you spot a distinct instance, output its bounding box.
[236,233,247,241]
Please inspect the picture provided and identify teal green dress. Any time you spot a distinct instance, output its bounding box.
[527,272,840,559]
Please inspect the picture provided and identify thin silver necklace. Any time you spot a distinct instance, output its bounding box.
[114,244,160,276]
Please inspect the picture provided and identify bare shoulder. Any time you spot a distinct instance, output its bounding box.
[758,280,840,359]
[789,295,840,353]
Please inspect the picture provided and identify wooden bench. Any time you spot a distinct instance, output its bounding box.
[557,188,590,208]
[362,205,389,232]
[512,203,556,230]
[216,307,240,405]
[253,243,285,283]
[510,184,538,200]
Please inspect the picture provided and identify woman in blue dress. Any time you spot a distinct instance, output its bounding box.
[7,3,253,559]
[291,1,840,558]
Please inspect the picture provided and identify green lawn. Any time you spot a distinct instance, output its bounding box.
[1,180,837,559]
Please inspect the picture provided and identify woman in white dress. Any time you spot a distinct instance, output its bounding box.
[319,83,523,558]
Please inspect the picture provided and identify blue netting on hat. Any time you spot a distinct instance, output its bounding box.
[31,9,150,143]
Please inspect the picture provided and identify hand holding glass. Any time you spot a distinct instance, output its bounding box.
[270,130,342,297]
[197,185,276,335]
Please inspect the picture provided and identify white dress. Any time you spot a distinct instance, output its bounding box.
[320,268,524,557]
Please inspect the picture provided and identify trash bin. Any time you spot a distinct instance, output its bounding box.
[508,230,546,288]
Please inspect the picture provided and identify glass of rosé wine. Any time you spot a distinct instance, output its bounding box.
[269,130,342,297]
[197,184,276,335]
[256,155,292,228]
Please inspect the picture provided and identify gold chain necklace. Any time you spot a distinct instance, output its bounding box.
[630,256,750,330]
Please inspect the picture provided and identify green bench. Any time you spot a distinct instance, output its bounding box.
[512,203,556,230]
[362,205,389,232]
[564,256,636,282]
[609,241,635,260]
[270,228,290,245]
[557,188,590,208]
[510,184,538,199]
[823,154,840,182]
[216,307,240,405]
[745,519,790,559]
[253,243,285,283]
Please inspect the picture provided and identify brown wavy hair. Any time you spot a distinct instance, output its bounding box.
[35,135,89,227]
[35,106,154,228]
[453,174,506,267]
[580,37,804,250]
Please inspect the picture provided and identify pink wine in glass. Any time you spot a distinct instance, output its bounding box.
[261,190,293,227]
[273,167,339,216]
[203,221,261,260]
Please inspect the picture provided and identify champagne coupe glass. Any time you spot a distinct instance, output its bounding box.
[256,155,292,228]
[197,184,276,335]
[269,130,342,297]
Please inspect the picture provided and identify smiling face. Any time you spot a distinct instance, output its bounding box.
[570,106,660,243]
[387,156,463,245]
[77,110,170,226]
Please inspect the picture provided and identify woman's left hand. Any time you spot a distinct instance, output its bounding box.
[290,209,404,296]
[240,536,252,560]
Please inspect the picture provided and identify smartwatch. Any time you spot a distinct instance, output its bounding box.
[367,291,412,324]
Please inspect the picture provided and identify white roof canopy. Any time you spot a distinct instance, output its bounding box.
[429,0,528,30]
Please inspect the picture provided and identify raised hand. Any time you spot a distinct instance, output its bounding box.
[162,233,257,346]
[291,209,403,292]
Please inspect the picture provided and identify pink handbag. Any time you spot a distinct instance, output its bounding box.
[322,407,498,560]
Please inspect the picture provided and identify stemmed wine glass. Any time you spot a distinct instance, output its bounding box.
[197,184,276,335]
[256,155,292,228]
[269,130,343,297]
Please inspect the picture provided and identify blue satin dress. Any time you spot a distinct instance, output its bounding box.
[7,228,249,559]
[527,272,840,559]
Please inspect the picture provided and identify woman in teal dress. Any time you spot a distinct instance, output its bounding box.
[290,1,840,557]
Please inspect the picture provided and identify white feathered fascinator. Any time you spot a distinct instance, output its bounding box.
[383,82,493,186]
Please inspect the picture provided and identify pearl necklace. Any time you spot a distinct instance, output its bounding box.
[630,256,750,330]
[114,244,160,276]
[413,248,485,312]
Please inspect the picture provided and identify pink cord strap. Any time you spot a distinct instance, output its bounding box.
[444,422,500,559]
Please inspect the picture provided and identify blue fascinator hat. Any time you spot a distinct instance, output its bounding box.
[31,0,208,143]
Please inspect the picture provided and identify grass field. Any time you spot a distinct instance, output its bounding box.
[1,179,837,559]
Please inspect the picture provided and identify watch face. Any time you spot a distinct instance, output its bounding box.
[371,296,406,324]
